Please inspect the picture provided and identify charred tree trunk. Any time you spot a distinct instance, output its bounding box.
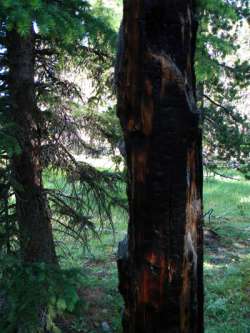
[6,29,57,265]
[116,1,203,332]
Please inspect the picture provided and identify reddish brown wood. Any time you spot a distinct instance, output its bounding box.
[117,1,203,332]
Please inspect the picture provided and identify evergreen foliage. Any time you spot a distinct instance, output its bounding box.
[0,1,123,329]
[0,256,83,332]
[0,0,249,330]
[196,0,250,171]
[0,0,122,255]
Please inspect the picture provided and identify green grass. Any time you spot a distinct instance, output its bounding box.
[204,169,250,216]
[204,255,250,333]
[202,172,250,333]
[50,170,250,333]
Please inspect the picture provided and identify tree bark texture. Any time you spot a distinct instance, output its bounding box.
[7,29,57,265]
[116,1,203,332]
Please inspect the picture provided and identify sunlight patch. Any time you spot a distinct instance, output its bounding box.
[240,196,250,204]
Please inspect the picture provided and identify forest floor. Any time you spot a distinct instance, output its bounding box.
[57,171,250,333]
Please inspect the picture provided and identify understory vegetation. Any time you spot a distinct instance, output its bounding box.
[0,168,249,332]
[0,0,249,331]
[41,170,250,333]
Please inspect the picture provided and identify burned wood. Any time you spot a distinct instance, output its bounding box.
[116,1,203,332]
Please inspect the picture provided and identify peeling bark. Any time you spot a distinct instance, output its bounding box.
[117,1,203,332]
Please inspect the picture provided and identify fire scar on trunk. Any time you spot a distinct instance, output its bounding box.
[180,143,202,332]
[148,51,197,114]
[138,251,176,308]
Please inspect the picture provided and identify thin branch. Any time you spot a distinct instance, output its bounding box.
[81,45,113,61]
[52,218,88,244]
[203,94,239,122]
[212,170,240,181]
[216,61,234,71]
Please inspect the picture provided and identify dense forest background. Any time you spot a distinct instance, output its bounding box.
[0,0,249,332]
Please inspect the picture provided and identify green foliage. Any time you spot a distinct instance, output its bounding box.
[44,166,126,246]
[0,0,121,255]
[0,0,118,54]
[0,256,83,332]
[0,0,249,330]
[196,0,250,168]
[0,122,20,158]
[0,0,88,40]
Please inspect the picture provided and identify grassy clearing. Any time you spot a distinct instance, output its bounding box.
[51,171,250,333]
[204,174,250,332]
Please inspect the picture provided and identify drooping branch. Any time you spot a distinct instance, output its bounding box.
[203,94,239,123]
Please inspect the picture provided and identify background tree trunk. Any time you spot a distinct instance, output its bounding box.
[116,1,203,332]
[7,29,57,265]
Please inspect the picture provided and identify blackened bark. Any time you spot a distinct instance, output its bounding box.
[116,1,203,332]
[6,29,57,265]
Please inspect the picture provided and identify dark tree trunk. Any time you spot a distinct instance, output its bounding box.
[6,29,57,265]
[116,1,203,332]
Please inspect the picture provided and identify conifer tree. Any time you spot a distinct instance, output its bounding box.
[0,0,120,257]
[0,0,92,263]
[0,1,121,330]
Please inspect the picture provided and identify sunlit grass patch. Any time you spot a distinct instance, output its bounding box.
[204,172,250,219]
[205,254,250,333]
[204,171,250,332]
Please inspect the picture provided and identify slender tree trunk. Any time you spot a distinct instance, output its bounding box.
[6,29,57,265]
[117,1,203,332]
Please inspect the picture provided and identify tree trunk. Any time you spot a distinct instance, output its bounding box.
[116,1,203,332]
[6,29,57,265]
